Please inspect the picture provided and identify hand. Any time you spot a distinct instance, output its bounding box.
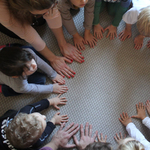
[94,24,104,40]
[97,133,107,143]
[146,100,150,115]
[134,35,145,50]
[53,83,68,94]
[50,112,68,125]
[119,28,131,41]
[132,102,146,120]
[104,25,117,40]
[119,112,132,127]
[50,56,75,78]
[52,74,65,85]
[73,33,85,51]
[48,94,67,110]
[114,133,126,144]
[73,122,98,150]
[147,40,150,49]
[84,29,97,48]
[59,42,84,63]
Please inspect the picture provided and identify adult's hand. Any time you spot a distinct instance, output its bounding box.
[73,122,98,150]
[59,42,84,63]
[50,56,75,78]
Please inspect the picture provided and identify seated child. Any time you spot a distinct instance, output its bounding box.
[116,101,150,150]
[0,46,68,97]
[119,3,150,50]
[58,0,97,51]
[93,0,132,40]
[0,94,68,149]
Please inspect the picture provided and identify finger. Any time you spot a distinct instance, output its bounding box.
[54,105,60,110]
[101,133,103,141]
[131,115,138,118]
[93,131,98,141]
[119,132,123,139]
[115,133,120,140]
[73,135,79,146]
[58,71,65,78]
[57,94,62,98]
[59,122,65,130]
[64,123,74,132]
[104,135,107,141]
[89,124,92,137]
[67,123,79,134]
[85,122,89,136]
[80,124,84,137]
[64,144,76,148]
[69,125,80,137]
[97,134,101,142]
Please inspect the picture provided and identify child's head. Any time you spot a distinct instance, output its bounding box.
[85,142,112,150]
[117,137,145,150]
[5,112,46,149]
[137,6,150,37]
[70,0,88,8]
[0,47,37,77]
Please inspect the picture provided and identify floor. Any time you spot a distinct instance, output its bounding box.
[1,1,150,149]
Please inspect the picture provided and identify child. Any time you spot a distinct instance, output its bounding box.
[116,101,150,150]
[93,0,132,40]
[0,94,68,149]
[58,0,97,51]
[0,46,68,97]
[119,3,150,50]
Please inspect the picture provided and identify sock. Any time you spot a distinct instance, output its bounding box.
[0,85,2,93]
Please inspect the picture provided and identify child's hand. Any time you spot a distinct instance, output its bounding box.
[97,133,107,143]
[50,112,68,125]
[94,24,104,40]
[84,29,97,48]
[114,133,126,144]
[119,28,131,41]
[48,94,67,110]
[104,25,117,40]
[134,35,145,50]
[73,33,85,51]
[146,100,150,115]
[119,112,132,126]
[53,83,68,94]
[52,74,65,84]
[132,103,146,120]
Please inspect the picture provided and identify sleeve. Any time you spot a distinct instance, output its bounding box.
[126,122,150,149]
[18,99,50,114]
[25,48,57,79]
[58,0,77,35]
[112,3,130,27]
[122,7,140,24]
[32,122,56,148]
[43,7,62,29]
[0,2,46,51]
[93,0,103,25]
[84,0,95,30]
[142,117,150,130]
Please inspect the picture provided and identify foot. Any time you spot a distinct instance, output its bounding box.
[119,112,132,126]
[53,83,68,94]
[50,112,68,125]
[132,102,146,120]
[134,35,145,50]
[52,74,65,85]
[146,100,150,115]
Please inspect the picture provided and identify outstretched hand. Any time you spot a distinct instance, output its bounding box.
[48,94,67,110]
[119,28,131,41]
[97,133,107,143]
[132,102,146,120]
[94,24,104,40]
[119,112,132,127]
[104,25,117,40]
[73,122,98,150]
[114,132,126,144]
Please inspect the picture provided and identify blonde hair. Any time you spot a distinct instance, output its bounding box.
[5,113,43,149]
[137,6,150,36]
[6,0,55,24]
[118,140,145,150]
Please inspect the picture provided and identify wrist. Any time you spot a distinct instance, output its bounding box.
[141,116,146,120]
[73,32,80,38]
[50,117,56,125]
[84,29,90,35]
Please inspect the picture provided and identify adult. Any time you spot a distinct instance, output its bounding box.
[0,0,84,78]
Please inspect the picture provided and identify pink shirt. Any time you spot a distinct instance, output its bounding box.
[0,0,62,51]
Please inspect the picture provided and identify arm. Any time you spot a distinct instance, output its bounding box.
[142,117,150,130]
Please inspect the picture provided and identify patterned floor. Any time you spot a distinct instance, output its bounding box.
[1,1,150,149]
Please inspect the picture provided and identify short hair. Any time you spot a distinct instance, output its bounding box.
[118,140,145,150]
[137,6,150,36]
[0,47,34,77]
[85,142,112,150]
[5,113,43,149]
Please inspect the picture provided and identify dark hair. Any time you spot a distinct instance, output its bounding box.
[0,47,34,77]
[85,142,112,150]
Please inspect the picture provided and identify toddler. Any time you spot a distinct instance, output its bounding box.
[58,0,97,51]
[93,0,132,40]
[115,101,150,150]
[0,95,68,149]
[119,2,150,50]
[0,46,68,97]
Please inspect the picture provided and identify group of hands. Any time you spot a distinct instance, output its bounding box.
[47,95,150,149]
[51,23,150,79]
